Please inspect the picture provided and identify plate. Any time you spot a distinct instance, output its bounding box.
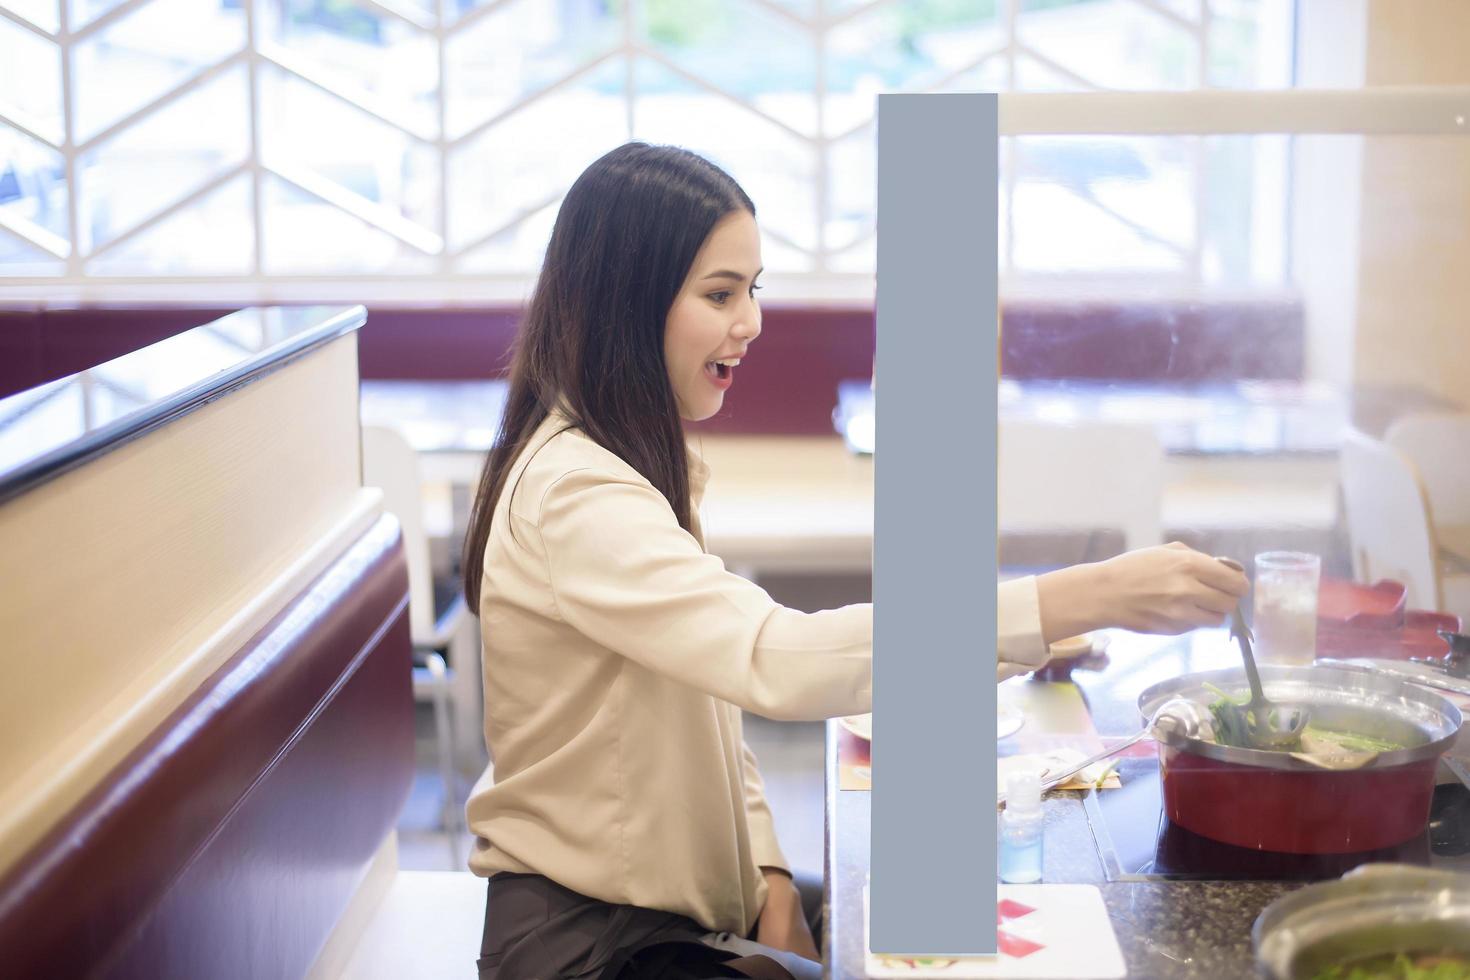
[1050,632,1112,660]
[1049,633,1094,659]
[840,713,872,741]
[1033,633,1112,681]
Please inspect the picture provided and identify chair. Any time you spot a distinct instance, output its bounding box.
[362,425,477,864]
[1338,427,1470,620]
[1386,412,1470,565]
[998,417,1163,554]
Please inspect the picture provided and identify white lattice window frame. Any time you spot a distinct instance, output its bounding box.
[1,0,1462,306]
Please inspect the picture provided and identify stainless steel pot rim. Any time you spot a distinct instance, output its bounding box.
[1253,865,1470,979]
[1137,665,1462,771]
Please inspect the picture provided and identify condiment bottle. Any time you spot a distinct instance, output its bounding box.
[999,769,1044,884]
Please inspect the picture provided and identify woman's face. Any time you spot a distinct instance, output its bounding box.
[663,210,763,422]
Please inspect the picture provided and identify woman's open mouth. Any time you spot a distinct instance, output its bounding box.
[704,357,739,389]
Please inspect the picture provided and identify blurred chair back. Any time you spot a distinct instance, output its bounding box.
[362,425,435,644]
[1339,428,1440,610]
[998,418,1163,554]
[1386,411,1470,528]
[361,425,478,852]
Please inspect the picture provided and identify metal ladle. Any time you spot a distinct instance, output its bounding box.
[1215,556,1310,751]
[997,697,1212,806]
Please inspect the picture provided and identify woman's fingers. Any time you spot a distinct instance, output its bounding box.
[1190,602,1233,629]
[1155,604,1231,634]
[1091,542,1255,636]
[1188,552,1250,598]
[1187,586,1241,616]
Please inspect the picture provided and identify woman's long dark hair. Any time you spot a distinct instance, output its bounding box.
[462,142,755,608]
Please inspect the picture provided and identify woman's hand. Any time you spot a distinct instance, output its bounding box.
[1036,542,1249,640]
[755,868,819,961]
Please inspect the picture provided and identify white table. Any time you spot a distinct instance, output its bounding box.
[360,380,502,536]
[361,380,879,578]
[360,380,1343,578]
[695,435,874,576]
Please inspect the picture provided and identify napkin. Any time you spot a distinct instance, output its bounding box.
[996,749,1122,801]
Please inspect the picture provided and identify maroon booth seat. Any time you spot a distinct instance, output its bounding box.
[352,307,877,436]
[44,307,245,387]
[0,513,415,979]
[999,297,1305,382]
[0,297,1304,433]
[0,308,45,395]
[0,307,241,398]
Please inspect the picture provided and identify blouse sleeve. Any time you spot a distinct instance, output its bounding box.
[997,576,1049,682]
[533,466,873,721]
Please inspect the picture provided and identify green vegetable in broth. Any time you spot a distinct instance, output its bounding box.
[1311,950,1470,979]
[1204,682,1253,747]
[1200,683,1406,754]
[1300,727,1403,754]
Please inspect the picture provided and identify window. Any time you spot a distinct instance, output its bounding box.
[0,0,1293,299]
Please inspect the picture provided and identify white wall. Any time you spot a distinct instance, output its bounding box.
[1351,0,1470,407]
[1290,0,1368,392]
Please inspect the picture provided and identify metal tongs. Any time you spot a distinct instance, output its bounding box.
[996,697,1212,807]
[1216,557,1310,751]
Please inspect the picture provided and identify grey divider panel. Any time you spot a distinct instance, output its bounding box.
[871,92,999,955]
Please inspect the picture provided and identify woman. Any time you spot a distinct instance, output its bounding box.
[460,142,1246,979]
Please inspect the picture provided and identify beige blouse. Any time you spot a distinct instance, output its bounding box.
[467,410,1046,936]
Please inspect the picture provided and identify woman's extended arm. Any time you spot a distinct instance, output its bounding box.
[1036,542,1249,642]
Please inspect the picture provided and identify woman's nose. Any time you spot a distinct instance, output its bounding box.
[733,310,761,343]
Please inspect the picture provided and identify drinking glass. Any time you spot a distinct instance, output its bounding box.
[1252,551,1322,666]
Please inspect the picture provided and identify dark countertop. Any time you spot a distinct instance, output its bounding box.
[823,755,1297,978]
[822,628,1470,979]
[0,305,366,505]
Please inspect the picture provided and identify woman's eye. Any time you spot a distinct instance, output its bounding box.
[709,284,759,305]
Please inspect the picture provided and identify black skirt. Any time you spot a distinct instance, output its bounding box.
[476,872,822,980]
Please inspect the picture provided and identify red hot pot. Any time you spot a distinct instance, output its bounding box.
[1137,665,1462,854]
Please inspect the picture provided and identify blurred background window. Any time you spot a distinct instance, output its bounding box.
[0,0,1294,291]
